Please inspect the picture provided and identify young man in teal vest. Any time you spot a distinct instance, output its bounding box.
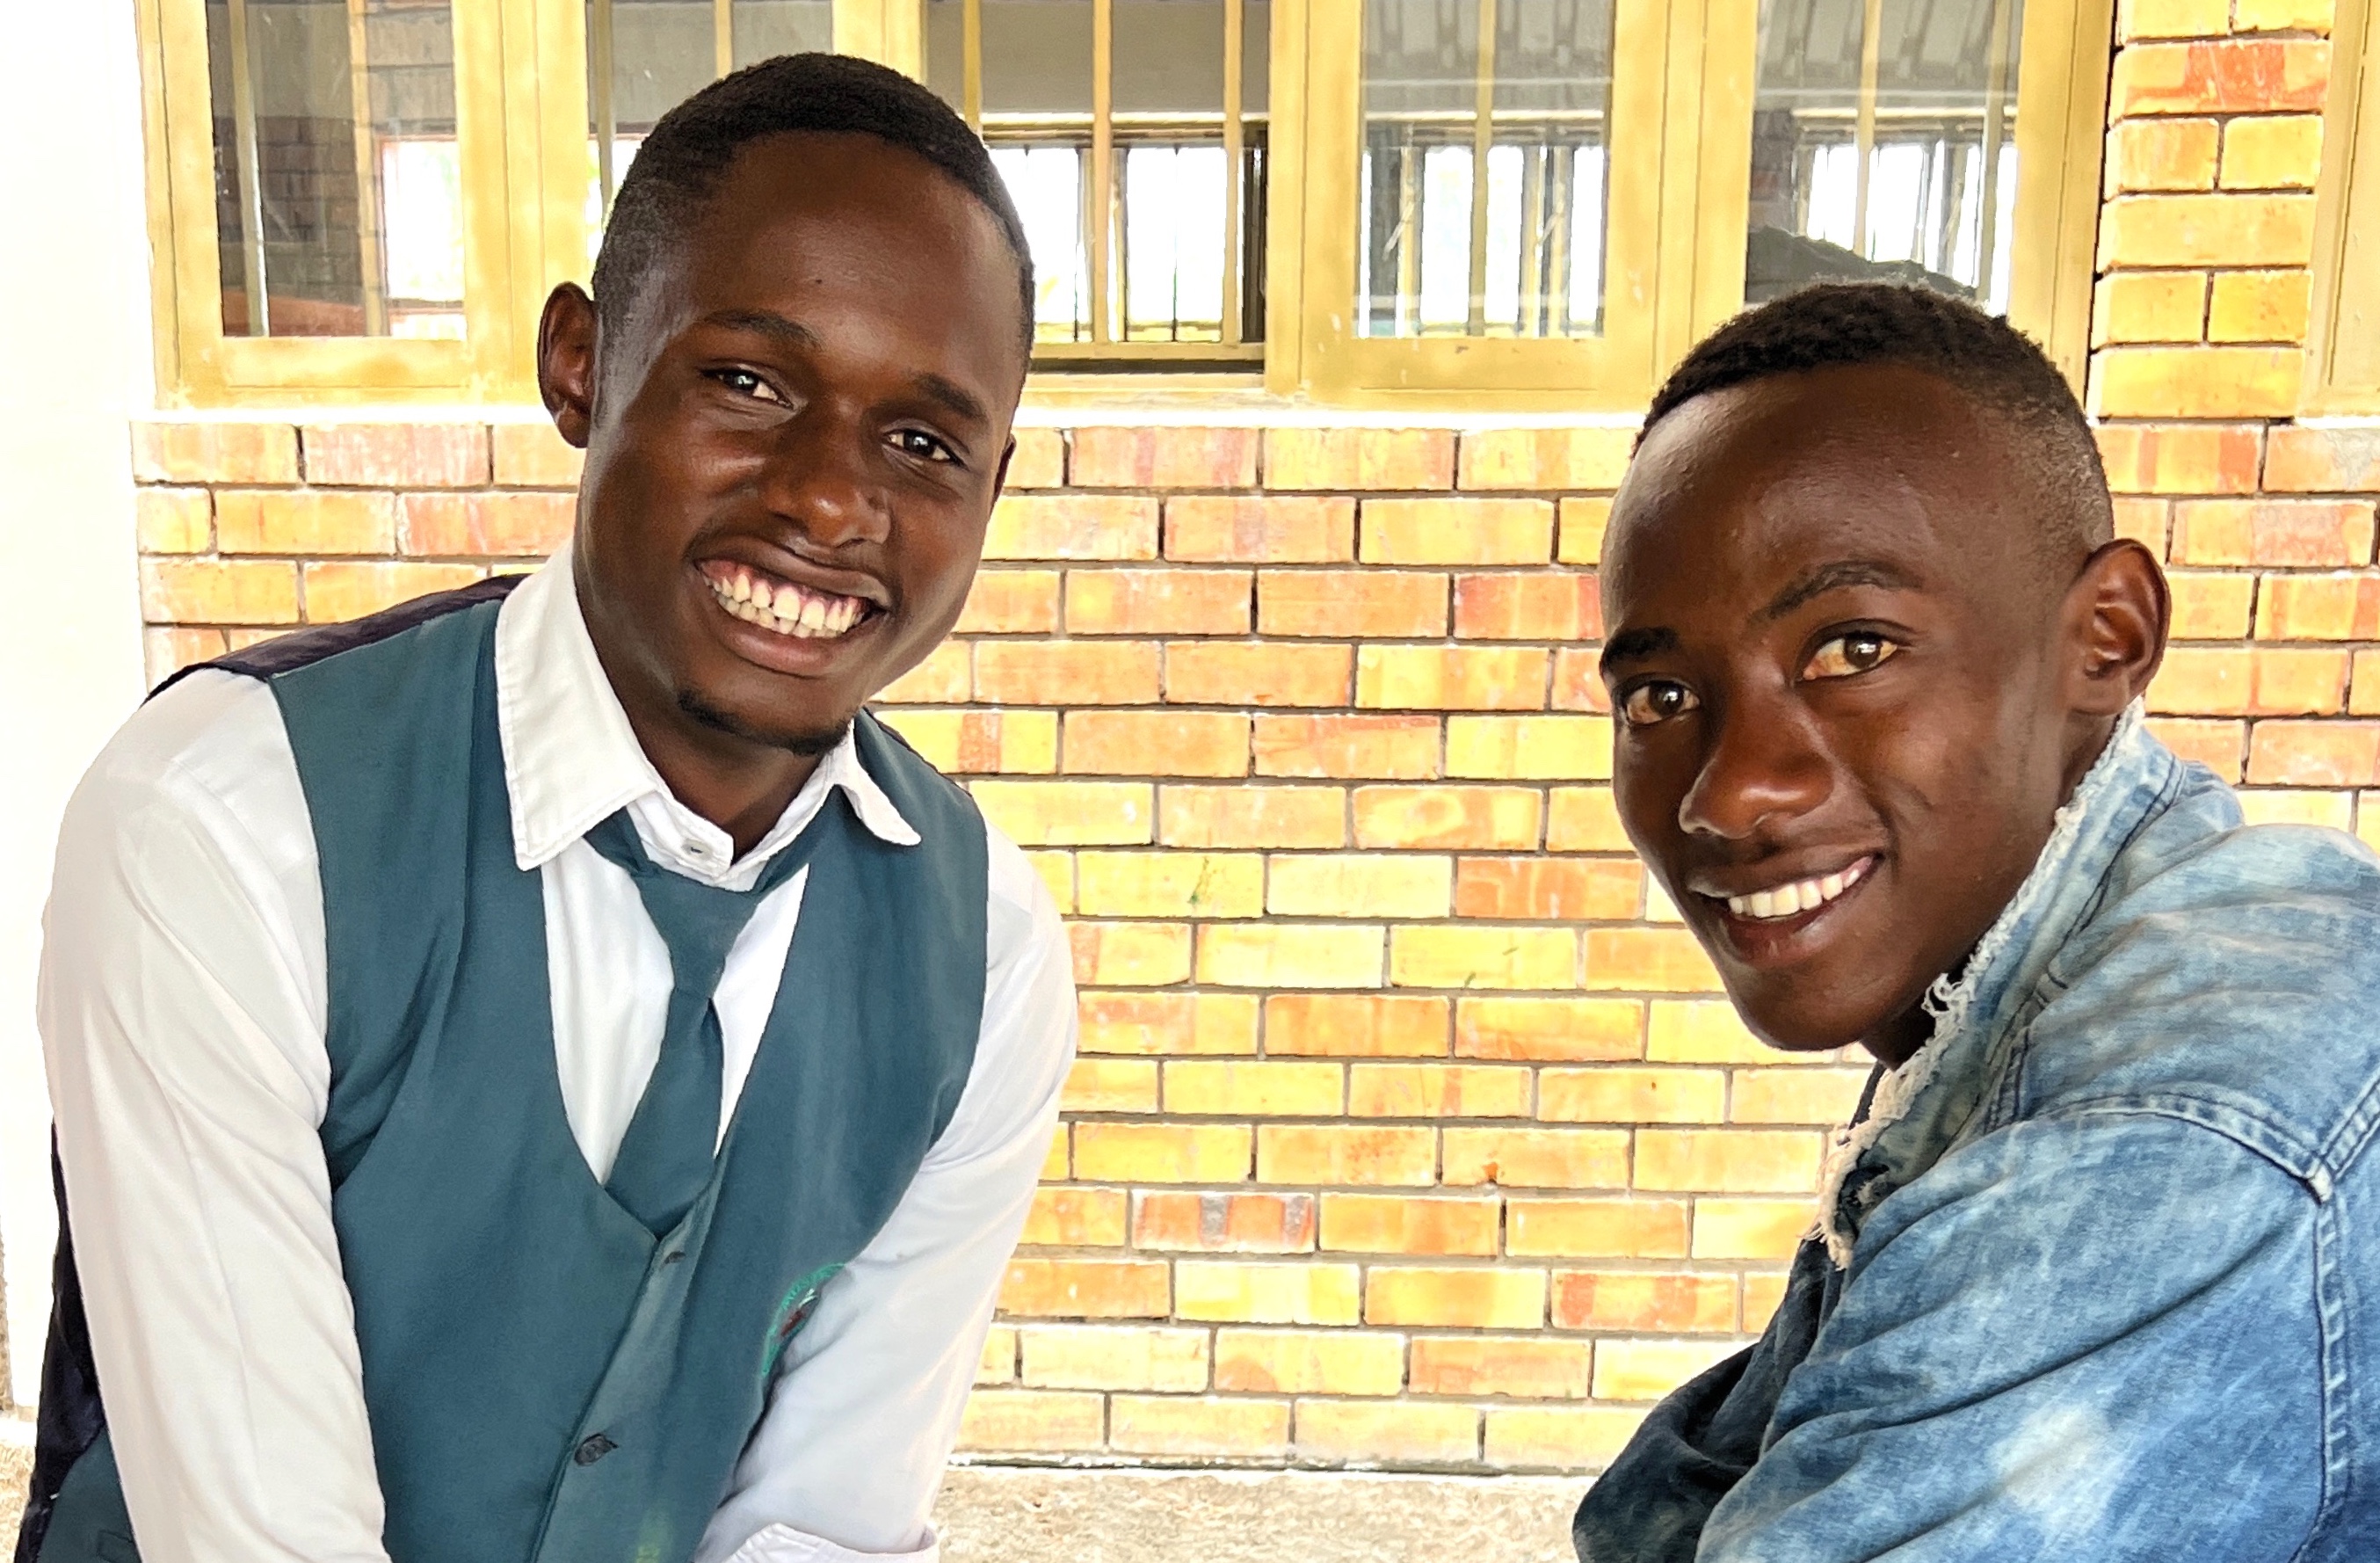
[25,55,1074,1563]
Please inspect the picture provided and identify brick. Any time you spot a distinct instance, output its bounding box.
[1346,1064,1533,1119]
[1110,1394,1289,1457]
[2236,787,2355,825]
[1547,787,1631,851]
[1061,711,1250,779]
[1165,1060,1346,1116]
[1454,858,1643,920]
[2105,117,2220,192]
[2357,657,2380,716]
[1043,1128,1070,1180]
[1366,1266,1545,1327]
[1644,1001,1774,1065]
[1197,924,1384,988]
[2150,717,2248,778]
[1031,854,1076,916]
[133,421,297,484]
[490,419,584,486]
[2092,345,2304,418]
[2097,194,2315,268]
[1693,1197,1817,1260]
[1214,1329,1406,1394]
[2169,571,2257,637]
[1550,649,1616,714]
[1484,1407,1646,1468]
[1021,1325,1210,1392]
[972,781,1153,845]
[2109,40,2329,117]
[2247,721,2380,784]
[2091,271,2207,345]
[1165,496,1356,562]
[1320,1192,1501,1254]
[1636,1129,1823,1193]
[1442,1128,1630,1189]
[1070,426,1259,489]
[1452,571,1603,640]
[1295,1399,1479,1463]
[301,563,481,623]
[2267,426,2380,491]
[1004,427,1065,487]
[1165,641,1353,706]
[1745,1272,1791,1330]
[956,569,1062,634]
[1552,1270,1736,1332]
[1557,498,1612,565]
[2095,424,2262,494]
[1257,1124,1437,1186]
[302,423,487,487]
[1072,1123,1253,1183]
[143,627,226,686]
[1507,1196,1691,1258]
[1068,921,1194,985]
[1257,569,1449,637]
[999,1257,1171,1318]
[1134,1191,1317,1253]
[985,494,1158,562]
[1174,1261,1364,1324]
[1078,992,1260,1055]
[216,490,397,556]
[1593,1340,1739,1401]
[1353,785,1541,849]
[1021,1187,1131,1247]
[1254,715,1442,779]
[2116,0,2231,40]
[1264,994,1450,1057]
[1266,428,1455,491]
[2151,647,2348,714]
[979,1327,1018,1384]
[2222,115,2324,191]
[1585,928,1723,992]
[2208,270,2311,343]
[954,1389,1104,1451]
[2233,0,2332,28]
[1160,784,1346,847]
[1357,645,1550,711]
[1390,926,1578,990]
[397,491,575,557]
[875,641,970,702]
[1410,1336,1594,1399]
[1456,997,1644,1062]
[135,488,211,553]
[2172,499,2376,565]
[1359,498,1556,565]
[976,640,1162,704]
[1731,1067,1872,1124]
[1540,1067,1725,1124]
[1458,425,1633,491]
[1063,1058,1161,1113]
[1445,715,1609,779]
[878,709,1058,774]
[2115,498,2172,554]
[1066,568,1252,635]
[1074,850,1262,918]
[1266,854,1452,919]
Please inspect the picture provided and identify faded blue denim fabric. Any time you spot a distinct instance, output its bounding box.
[1572,712,2380,1563]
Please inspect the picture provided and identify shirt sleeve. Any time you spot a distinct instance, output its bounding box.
[694,824,1077,1563]
[38,672,394,1562]
[1699,1109,2326,1563]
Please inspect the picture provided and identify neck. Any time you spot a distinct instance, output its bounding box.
[1861,1001,1934,1069]
[623,704,824,858]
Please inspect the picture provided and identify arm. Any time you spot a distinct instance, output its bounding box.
[1700,1110,2324,1563]
[39,673,392,1563]
[695,829,1076,1563]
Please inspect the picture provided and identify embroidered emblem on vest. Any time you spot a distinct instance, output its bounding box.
[759,1262,845,1385]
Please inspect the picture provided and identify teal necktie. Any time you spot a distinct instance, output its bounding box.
[582,805,830,1233]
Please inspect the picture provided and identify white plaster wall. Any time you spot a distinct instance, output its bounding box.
[0,1,156,1408]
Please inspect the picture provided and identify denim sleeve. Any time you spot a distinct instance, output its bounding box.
[1698,1109,2325,1563]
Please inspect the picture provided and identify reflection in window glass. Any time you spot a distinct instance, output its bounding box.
[206,0,462,338]
[1357,0,1614,339]
[1746,0,2021,312]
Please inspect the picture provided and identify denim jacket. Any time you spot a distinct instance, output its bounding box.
[1573,710,2380,1563]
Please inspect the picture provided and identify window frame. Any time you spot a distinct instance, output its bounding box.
[2308,0,2380,412]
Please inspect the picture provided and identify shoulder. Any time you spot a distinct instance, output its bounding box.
[70,670,302,848]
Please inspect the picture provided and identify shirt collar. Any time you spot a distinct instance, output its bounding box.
[492,546,919,880]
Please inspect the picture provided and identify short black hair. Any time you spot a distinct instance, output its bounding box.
[1640,282,2113,563]
[591,52,1035,362]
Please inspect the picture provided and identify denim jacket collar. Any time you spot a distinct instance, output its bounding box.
[1815,703,2180,1266]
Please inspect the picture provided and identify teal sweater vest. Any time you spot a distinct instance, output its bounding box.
[25,583,990,1563]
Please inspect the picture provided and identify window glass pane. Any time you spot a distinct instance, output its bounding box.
[1357,0,1614,339]
[206,0,461,338]
[1746,0,2022,312]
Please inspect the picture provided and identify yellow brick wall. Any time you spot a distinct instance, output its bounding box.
[120,0,2380,1474]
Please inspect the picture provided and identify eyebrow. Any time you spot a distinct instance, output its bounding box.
[1758,558,1922,622]
[1598,626,1679,676]
[911,371,990,430]
[699,309,820,350]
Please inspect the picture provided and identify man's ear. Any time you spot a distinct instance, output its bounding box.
[2063,539,2170,716]
[538,283,599,451]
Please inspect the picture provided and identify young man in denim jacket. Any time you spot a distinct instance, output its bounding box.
[1572,282,2380,1562]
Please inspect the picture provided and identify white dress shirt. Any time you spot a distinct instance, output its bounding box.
[37,549,1076,1563]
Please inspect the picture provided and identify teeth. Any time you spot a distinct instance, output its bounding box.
[1724,859,1868,922]
[704,563,872,642]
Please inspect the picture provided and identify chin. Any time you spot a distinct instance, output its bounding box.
[675,686,854,757]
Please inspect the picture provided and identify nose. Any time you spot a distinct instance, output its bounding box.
[1676,695,1832,841]
[755,403,890,553]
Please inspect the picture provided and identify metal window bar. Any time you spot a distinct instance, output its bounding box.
[224,0,271,336]
[348,0,389,334]
[591,0,619,210]
[715,0,735,76]
[1465,0,1497,336]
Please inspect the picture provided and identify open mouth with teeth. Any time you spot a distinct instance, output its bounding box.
[700,561,879,641]
[1716,855,1874,923]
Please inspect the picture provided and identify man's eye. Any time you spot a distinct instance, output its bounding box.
[1803,632,1901,680]
[1620,681,1700,728]
[708,369,785,403]
[890,428,959,464]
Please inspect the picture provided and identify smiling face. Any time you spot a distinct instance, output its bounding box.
[547,129,1027,781]
[1600,363,2160,1062]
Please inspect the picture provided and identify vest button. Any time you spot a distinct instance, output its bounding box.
[573,1434,617,1466]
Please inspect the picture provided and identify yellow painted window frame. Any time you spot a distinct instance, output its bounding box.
[2309,0,2380,412]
